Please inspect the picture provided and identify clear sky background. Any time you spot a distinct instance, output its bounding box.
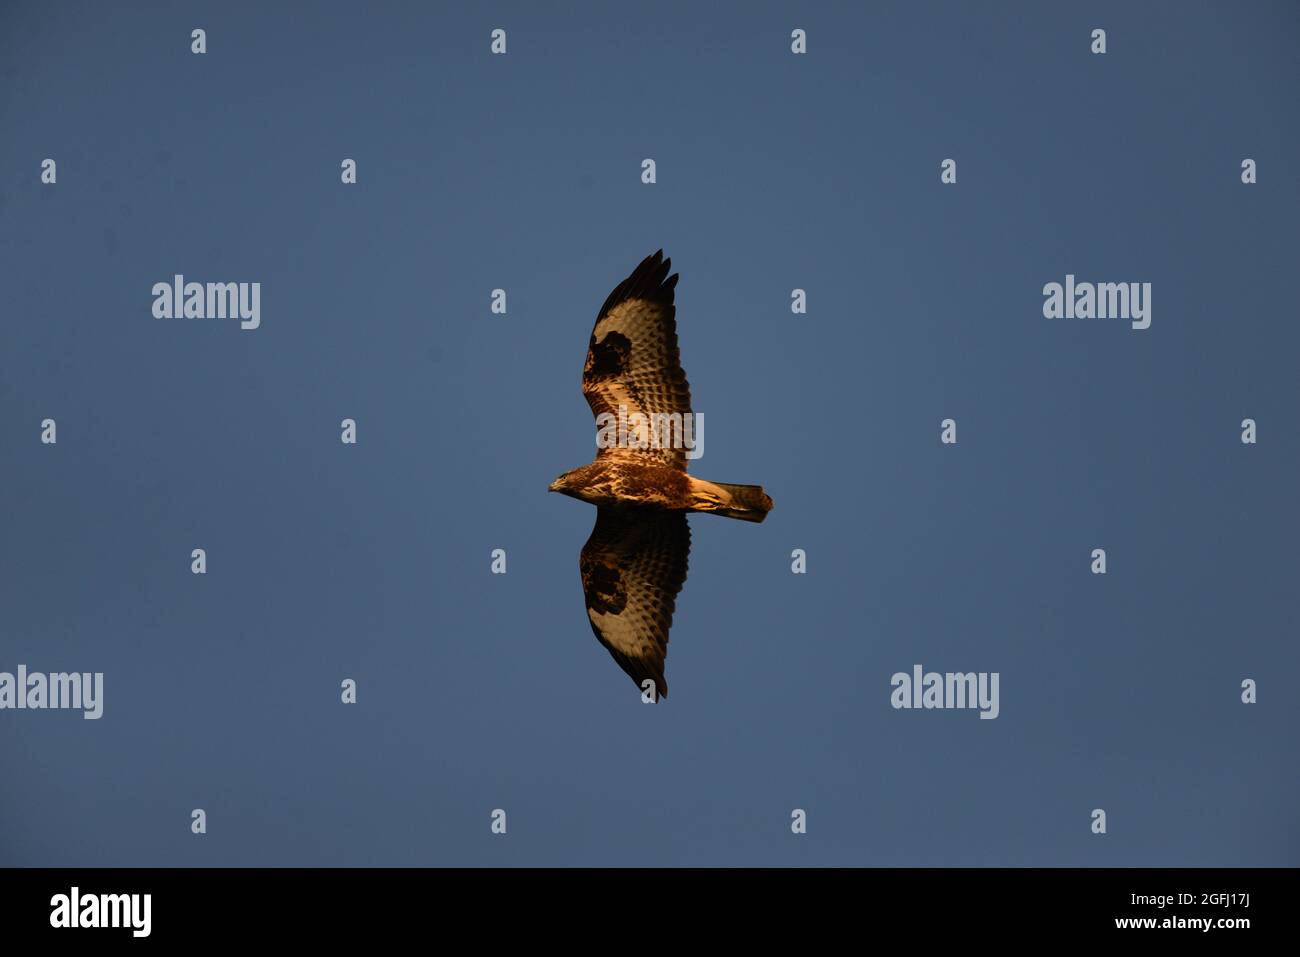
[1,1,1296,866]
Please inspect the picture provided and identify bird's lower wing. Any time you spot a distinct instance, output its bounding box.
[580,508,691,700]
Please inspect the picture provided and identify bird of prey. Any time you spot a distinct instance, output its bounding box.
[549,250,774,700]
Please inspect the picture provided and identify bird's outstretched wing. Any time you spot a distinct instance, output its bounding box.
[582,250,693,470]
[580,507,691,700]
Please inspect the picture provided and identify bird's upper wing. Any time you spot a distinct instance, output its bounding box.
[582,250,693,470]
[580,507,691,701]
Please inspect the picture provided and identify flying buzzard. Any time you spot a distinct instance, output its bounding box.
[549,250,774,700]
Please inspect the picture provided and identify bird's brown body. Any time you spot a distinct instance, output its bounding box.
[550,250,774,698]
[552,457,773,522]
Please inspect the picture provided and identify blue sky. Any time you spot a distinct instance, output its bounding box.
[0,1,1296,865]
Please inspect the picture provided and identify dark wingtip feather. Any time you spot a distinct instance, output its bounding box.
[595,250,678,322]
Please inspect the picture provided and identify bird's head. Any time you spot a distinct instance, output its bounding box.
[548,470,577,496]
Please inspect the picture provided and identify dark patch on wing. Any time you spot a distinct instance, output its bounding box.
[585,330,631,381]
[583,556,626,616]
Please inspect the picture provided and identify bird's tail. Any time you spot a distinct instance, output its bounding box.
[690,479,775,523]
